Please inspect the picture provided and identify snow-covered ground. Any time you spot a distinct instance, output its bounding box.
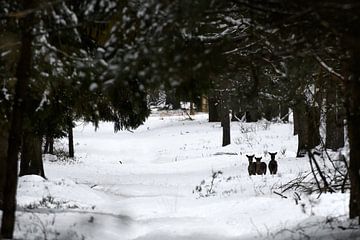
[5,112,360,239]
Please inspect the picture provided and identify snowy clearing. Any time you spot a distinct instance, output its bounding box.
[6,113,360,239]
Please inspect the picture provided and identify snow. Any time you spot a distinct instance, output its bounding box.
[2,112,359,239]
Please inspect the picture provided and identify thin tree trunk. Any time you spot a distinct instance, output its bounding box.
[307,106,321,149]
[49,136,54,154]
[44,135,55,154]
[200,95,208,112]
[293,107,299,135]
[68,117,74,158]
[208,96,220,122]
[221,92,231,147]
[44,135,49,154]
[1,1,35,236]
[190,101,195,115]
[294,103,307,157]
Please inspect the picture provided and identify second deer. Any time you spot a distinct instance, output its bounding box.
[255,157,267,175]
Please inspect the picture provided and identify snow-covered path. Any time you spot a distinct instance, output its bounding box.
[13,113,357,239]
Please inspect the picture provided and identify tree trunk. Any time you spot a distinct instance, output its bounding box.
[199,95,208,112]
[307,106,321,149]
[346,51,360,221]
[190,101,195,115]
[1,1,35,237]
[221,93,231,147]
[44,135,54,154]
[294,103,307,157]
[44,135,49,154]
[208,96,220,122]
[49,136,54,154]
[294,101,321,157]
[293,107,299,135]
[0,124,9,210]
[19,133,30,176]
[20,132,45,178]
[325,79,345,150]
[68,117,74,158]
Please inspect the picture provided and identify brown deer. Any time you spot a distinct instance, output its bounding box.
[268,152,278,175]
[246,154,256,176]
[255,157,267,175]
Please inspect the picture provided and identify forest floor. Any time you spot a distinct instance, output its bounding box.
[7,111,360,239]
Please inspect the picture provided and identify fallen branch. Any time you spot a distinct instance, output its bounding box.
[274,191,288,199]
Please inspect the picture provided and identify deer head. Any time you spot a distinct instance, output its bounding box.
[255,157,262,162]
[269,152,277,160]
[246,154,255,162]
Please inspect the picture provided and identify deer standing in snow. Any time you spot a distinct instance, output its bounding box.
[246,154,256,176]
[255,157,267,175]
[268,152,278,175]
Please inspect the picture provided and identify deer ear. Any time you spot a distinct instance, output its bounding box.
[275,152,277,155]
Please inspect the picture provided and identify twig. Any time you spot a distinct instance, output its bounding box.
[308,150,322,193]
[274,191,288,198]
[183,109,194,120]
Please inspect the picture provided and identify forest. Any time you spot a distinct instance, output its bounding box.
[0,1,360,239]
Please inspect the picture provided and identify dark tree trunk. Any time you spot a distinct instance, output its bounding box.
[221,92,231,147]
[346,51,360,221]
[293,107,299,135]
[0,124,9,210]
[43,135,54,154]
[19,134,30,176]
[294,101,321,157]
[325,79,345,150]
[1,1,35,237]
[49,137,54,154]
[190,101,195,115]
[208,96,220,122]
[199,95,208,112]
[294,103,307,157]
[307,106,321,148]
[20,133,45,178]
[68,117,74,158]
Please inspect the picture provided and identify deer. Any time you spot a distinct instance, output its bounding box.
[268,152,278,175]
[255,156,267,175]
[246,154,256,176]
